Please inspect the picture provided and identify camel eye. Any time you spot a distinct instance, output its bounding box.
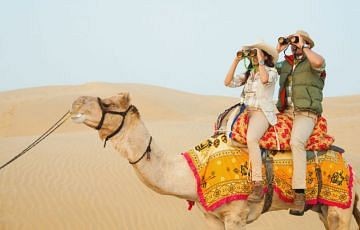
[102,103,111,107]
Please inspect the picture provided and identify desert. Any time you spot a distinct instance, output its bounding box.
[0,83,359,229]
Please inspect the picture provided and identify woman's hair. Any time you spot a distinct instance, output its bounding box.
[244,62,253,80]
[263,50,275,67]
[244,50,274,81]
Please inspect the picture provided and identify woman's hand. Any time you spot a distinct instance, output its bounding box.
[256,48,264,62]
[224,50,244,86]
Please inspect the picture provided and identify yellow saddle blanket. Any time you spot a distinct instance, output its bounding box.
[183,134,353,211]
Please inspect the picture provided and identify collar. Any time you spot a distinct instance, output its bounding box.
[285,54,305,66]
[284,54,295,66]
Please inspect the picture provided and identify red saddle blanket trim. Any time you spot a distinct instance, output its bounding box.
[231,112,335,151]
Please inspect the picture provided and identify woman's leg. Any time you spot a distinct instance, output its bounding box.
[246,111,269,182]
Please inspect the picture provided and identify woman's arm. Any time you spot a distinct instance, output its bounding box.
[224,55,242,86]
[259,64,269,84]
[256,49,270,84]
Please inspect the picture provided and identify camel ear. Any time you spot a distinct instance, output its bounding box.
[117,92,131,107]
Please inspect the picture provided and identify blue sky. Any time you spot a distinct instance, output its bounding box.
[1,0,359,97]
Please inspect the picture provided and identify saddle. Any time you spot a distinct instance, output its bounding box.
[215,104,335,151]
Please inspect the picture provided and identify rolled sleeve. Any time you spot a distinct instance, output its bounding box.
[228,74,246,88]
[312,60,326,73]
[264,67,279,86]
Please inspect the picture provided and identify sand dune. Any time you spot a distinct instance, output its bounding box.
[0,83,359,229]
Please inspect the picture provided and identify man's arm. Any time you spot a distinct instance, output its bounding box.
[302,47,325,69]
[295,33,325,69]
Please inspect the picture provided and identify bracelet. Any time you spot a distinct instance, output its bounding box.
[302,44,310,50]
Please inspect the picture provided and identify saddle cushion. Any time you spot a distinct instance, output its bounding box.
[230,112,335,151]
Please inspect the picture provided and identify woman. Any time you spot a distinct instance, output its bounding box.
[224,41,279,201]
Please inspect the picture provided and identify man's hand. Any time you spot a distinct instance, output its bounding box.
[276,42,288,54]
[294,33,304,49]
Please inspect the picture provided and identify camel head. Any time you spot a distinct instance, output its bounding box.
[71,93,139,141]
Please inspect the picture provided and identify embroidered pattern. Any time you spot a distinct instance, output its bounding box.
[183,135,352,211]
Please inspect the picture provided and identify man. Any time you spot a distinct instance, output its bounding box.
[276,30,326,215]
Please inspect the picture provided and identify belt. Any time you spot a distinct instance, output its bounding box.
[294,110,318,119]
[247,106,262,111]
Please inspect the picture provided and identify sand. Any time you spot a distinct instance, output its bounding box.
[0,83,359,229]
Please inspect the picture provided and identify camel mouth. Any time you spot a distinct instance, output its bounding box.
[71,113,86,123]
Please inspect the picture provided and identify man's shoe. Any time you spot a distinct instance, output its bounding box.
[248,182,264,202]
[289,192,305,216]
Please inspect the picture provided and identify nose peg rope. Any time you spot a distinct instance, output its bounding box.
[0,110,71,171]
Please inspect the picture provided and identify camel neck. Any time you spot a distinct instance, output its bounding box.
[110,120,197,200]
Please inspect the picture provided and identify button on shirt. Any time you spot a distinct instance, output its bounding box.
[229,68,278,108]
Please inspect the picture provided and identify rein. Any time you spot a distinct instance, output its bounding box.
[0,111,71,171]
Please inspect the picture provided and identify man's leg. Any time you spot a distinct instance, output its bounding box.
[290,113,316,213]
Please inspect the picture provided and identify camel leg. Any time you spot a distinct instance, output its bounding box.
[223,201,249,230]
[223,212,248,230]
[327,182,356,230]
[318,206,330,230]
[203,213,225,230]
[326,206,353,230]
[317,203,354,230]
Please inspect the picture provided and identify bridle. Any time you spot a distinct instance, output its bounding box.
[95,97,152,164]
[95,97,134,147]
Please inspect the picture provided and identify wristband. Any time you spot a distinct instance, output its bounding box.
[302,44,310,50]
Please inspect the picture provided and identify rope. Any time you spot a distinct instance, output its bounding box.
[0,110,71,171]
[273,126,280,151]
[128,136,153,165]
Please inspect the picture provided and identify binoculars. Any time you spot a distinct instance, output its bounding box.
[237,49,257,58]
[278,36,299,45]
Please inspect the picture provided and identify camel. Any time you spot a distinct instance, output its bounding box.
[70,93,360,230]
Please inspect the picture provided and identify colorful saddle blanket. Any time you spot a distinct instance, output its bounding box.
[230,111,335,151]
[183,134,353,211]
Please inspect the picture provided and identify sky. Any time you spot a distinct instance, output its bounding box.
[1,0,359,98]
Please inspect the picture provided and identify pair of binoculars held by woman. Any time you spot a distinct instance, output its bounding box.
[278,36,299,45]
[236,49,257,58]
